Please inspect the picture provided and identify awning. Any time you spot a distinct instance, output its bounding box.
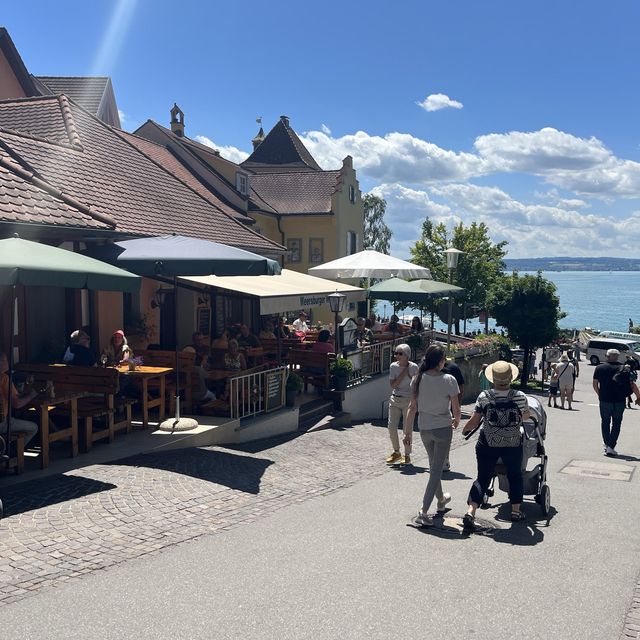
[181,269,365,315]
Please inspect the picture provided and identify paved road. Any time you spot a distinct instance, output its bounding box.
[0,365,639,639]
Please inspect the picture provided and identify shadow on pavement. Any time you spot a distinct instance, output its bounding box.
[0,474,117,518]
[110,448,274,495]
[615,453,640,462]
[222,430,306,454]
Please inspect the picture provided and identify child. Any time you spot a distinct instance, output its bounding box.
[548,363,559,408]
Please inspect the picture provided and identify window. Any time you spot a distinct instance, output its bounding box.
[235,172,248,195]
[309,238,324,263]
[349,185,356,204]
[286,238,302,263]
[346,231,357,255]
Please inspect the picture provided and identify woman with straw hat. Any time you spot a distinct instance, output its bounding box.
[461,360,530,531]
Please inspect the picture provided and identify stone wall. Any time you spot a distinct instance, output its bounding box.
[451,349,501,403]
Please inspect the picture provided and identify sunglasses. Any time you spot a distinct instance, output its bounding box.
[394,351,405,356]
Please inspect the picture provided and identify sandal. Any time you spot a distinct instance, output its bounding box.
[462,513,476,531]
[510,511,526,522]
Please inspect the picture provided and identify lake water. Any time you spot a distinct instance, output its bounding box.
[399,271,640,333]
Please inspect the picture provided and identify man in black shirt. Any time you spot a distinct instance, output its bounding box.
[593,348,639,457]
[441,360,465,471]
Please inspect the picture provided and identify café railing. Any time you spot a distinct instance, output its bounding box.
[227,365,287,420]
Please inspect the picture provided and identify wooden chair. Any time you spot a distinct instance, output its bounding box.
[288,350,336,391]
[1,433,25,475]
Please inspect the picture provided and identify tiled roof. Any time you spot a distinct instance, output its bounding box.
[35,76,110,116]
[250,171,340,215]
[0,95,80,147]
[0,148,110,229]
[242,118,322,173]
[117,130,253,224]
[0,96,284,255]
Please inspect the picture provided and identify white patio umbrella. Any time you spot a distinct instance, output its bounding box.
[308,250,431,314]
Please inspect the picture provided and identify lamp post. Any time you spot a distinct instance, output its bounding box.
[328,291,346,354]
[444,247,464,351]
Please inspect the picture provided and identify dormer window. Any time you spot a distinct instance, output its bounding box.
[236,172,249,195]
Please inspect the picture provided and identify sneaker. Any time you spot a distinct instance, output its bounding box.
[386,451,402,464]
[442,461,451,472]
[412,511,434,527]
[462,513,476,532]
[436,493,452,513]
[608,446,618,457]
[401,454,411,465]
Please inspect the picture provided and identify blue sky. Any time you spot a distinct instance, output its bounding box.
[5,1,640,259]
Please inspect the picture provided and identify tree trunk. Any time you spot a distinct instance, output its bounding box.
[520,342,530,387]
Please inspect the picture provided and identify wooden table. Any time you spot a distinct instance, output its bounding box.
[27,391,84,469]
[116,365,172,428]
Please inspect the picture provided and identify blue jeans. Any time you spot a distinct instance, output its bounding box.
[599,402,625,449]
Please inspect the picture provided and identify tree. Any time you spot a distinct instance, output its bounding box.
[363,193,392,255]
[488,272,563,386]
[409,219,508,332]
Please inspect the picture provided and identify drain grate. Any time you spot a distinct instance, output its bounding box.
[560,459,634,482]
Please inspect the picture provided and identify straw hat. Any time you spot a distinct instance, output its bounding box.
[560,353,569,362]
[485,360,519,385]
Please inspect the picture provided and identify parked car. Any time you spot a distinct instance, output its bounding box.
[586,337,640,365]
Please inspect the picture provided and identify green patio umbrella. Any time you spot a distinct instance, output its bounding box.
[367,277,464,303]
[0,235,141,457]
[412,279,464,297]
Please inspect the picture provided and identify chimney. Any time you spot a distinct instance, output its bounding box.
[170,103,185,137]
[280,114,290,128]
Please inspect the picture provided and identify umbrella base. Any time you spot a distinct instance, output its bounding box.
[158,416,199,432]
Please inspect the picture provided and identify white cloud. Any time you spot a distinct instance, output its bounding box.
[117,109,127,125]
[321,123,332,135]
[416,93,464,112]
[194,135,249,164]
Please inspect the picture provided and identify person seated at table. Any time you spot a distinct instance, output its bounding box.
[311,329,336,354]
[224,339,247,371]
[292,311,310,334]
[410,316,424,333]
[0,351,39,448]
[62,329,96,367]
[384,314,410,335]
[211,330,229,350]
[237,324,261,349]
[368,313,383,332]
[183,332,210,368]
[259,321,277,340]
[102,329,132,365]
[276,317,291,338]
[354,318,374,345]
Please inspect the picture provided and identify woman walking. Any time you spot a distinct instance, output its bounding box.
[405,345,461,526]
[385,344,418,465]
[461,361,530,531]
[556,353,575,410]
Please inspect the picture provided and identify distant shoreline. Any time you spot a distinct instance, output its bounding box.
[504,257,640,272]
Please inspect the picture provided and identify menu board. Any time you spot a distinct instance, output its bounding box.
[264,370,284,412]
[381,344,392,372]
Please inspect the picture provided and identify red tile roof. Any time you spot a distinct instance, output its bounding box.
[0,96,284,255]
[0,148,110,229]
[117,130,253,224]
[250,171,340,215]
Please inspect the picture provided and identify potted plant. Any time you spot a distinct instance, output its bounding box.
[285,371,303,406]
[330,357,353,391]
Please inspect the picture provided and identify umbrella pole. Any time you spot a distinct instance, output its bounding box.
[159,276,198,432]
[4,285,16,458]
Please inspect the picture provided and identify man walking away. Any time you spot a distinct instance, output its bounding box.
[593,349,640,457]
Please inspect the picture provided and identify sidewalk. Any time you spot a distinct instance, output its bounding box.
[0,370,638,639]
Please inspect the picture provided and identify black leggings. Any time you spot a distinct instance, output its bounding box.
[468,435,524,506]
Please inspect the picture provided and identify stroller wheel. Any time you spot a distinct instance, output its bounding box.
[539,484,551,516]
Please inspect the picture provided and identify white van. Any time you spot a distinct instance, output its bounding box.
[586,337,640,365]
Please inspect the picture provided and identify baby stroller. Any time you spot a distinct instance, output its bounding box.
[473,395,550,516]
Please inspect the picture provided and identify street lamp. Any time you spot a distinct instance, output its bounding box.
[328,290,346,354]
[444,247,464,350]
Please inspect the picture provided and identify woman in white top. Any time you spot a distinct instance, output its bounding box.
[386,343,419,465]
[405,345,461,527]
[556,353,575,410]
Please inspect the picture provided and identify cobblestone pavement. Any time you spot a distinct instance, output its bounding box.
[0,422,465,607]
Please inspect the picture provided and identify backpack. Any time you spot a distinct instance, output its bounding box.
[612,365,632,392]
[481,390,523,448]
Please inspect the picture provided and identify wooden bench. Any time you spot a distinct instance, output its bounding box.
[16,364,135,453]
[135,350,196,414]
[260,337,305,364]
[1,433,25,475]
[288,350,335,391]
